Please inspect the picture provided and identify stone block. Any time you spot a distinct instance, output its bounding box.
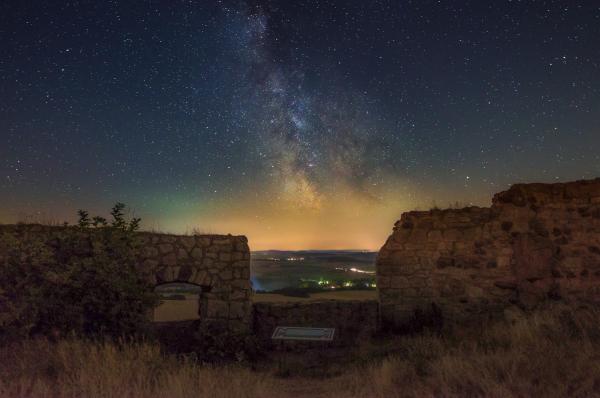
[177,264,193,281]
[192,270,208,285]
[229,301,251,319]
[158,244,174,254]
[220,268,233,280]
[160,235,177,243]
[179,236,195,250]
[232,251,244,261]
[204,299,229,319]
[143,258,159,269]
[231,289,249,300]
[427,230,442,241]
[191,247,203,260]
[443,229,462,240]
[141,246,159,258]
[235,241,249,252]
[162,253,177,267]
[177,248,189,260]
[196,237,211,247]
[213,238,232,245]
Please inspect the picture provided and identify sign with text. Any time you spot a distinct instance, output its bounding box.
[271,326,335,341]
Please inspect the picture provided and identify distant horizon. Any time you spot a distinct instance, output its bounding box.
[0,220,382,252]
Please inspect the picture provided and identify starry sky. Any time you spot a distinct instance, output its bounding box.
[1,1,599,250]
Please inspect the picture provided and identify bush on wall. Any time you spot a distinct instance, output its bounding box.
[0,203,158,342]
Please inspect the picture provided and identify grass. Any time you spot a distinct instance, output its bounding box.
[0,339,275,398]
[3,304,600,397]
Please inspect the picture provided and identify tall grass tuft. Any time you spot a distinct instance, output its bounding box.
[334,305,600,397]
[0,339,274,398]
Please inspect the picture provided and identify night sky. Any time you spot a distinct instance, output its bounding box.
[1,1,599,249]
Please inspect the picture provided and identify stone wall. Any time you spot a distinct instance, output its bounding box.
[0,224,253,334]
[253,300,378,347]
[377,178,600,329]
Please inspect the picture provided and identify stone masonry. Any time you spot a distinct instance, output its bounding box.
[0,224,253,334]
[377,178,600,329]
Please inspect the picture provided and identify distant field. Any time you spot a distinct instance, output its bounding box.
[153,294,199,322]
[251,250,377,291]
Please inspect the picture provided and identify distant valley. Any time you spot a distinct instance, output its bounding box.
[251,250,377,292]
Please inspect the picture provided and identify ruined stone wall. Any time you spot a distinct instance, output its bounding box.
[0,224,253,334]
[253,300,378,347]
[377,178,600,329]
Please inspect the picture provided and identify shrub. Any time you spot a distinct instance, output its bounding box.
[0,204,158,342]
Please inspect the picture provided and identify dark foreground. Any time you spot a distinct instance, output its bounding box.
[2,304,600,398]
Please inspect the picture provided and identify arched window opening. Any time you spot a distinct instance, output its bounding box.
[153,282,203,322]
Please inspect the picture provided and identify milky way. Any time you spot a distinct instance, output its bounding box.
[1,1,599,249]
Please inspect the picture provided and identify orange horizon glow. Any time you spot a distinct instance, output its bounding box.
[1,178,497,251]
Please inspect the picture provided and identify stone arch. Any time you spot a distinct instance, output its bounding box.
[0,224,254,336]
[137,232,253,334]
[153,281,204,322]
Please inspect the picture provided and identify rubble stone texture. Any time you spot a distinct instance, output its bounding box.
[377,178,600,329]
[0,225,252,335]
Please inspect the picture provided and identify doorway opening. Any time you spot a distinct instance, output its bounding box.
[153,282,203,322]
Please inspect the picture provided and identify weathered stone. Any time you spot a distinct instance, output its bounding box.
[196,237,211,247]
[229,301,250,319]
[205,251,218,259]
[377,178,600,329]
[232,251,244,261]
[155,267,169,284]
[159,243,173,254]
[192,270,209,285]
[143,258,159,269]
[204,299,229,319]
[162,253,177,267]
[142,246,159,258]
[177,248,189,260]
[230,289,249,300]
[179,236,196,251]
[160,235,177,244]
[235,241,249,252]
[190,247,203,260]
[177,264,194,281]
[220,268,233,280]
[169,266,180,281]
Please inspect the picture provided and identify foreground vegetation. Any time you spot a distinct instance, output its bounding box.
[3,305,600,398]
[0,204,158,342]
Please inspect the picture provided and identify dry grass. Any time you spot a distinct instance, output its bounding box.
[0,339,276,398]
[332,305,600,397]
[3,305,600,397]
